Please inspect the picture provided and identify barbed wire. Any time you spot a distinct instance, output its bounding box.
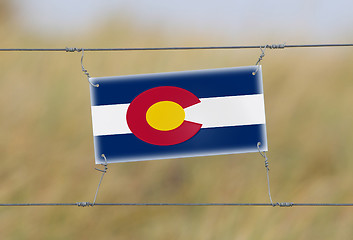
[0,43,352,52]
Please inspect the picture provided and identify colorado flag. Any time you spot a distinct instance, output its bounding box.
[90,66,267,164]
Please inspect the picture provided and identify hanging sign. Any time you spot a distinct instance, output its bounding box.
[89,66,267,164]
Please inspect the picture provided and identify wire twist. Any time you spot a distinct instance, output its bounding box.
[252,43,285,75]
[252,46,267,75]
[275,202,293,207]
[76,202,92,207]
[266,43,286,49]
[65,47,82,52]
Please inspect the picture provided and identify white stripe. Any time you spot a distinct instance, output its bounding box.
[91,94,266,137]
[91,104,131,136]
[185,94,265,128]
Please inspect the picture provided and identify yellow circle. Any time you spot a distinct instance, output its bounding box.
[146,101,185,131]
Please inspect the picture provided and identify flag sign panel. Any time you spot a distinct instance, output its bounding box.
[90,66,267,164]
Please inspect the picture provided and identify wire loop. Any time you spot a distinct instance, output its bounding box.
[92,154,108,206]
[80,49,99,87]
[257,142,274,205]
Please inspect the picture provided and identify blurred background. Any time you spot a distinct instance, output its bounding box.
[1,0,353,239]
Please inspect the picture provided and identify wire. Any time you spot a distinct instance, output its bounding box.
[0,43,353,52]
[92,154,108,205]
[1,43,352,208]
[94,203,353,207]
[0,203,77,206]
[0,202,353,207]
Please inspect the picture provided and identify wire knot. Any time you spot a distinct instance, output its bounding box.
[66,47,99,87]
[267,43,286,49]
[76,202,93,207]
[273,202,294,207]
[252,46,267,75]
[65,47,82,52]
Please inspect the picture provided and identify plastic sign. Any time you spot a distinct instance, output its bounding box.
[90,66,267,164]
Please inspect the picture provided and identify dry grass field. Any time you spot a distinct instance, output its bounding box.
[1,11,353,240]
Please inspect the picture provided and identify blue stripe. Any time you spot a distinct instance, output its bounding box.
[90,66,263,106]
[94,124,267,163]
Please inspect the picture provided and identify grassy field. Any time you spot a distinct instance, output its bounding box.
[1,19,353,239]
